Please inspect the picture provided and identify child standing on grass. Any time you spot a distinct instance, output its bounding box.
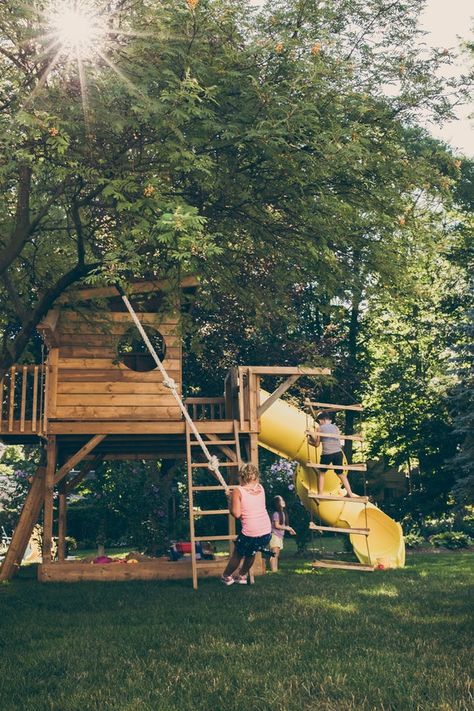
[269,495,296,572]
[307,411,355,498]
[221,463,271,586]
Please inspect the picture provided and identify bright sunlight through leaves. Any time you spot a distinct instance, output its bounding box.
[48,0,106,59]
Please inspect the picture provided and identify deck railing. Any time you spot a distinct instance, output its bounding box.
[184,397,226,421]
[0,365,46,434]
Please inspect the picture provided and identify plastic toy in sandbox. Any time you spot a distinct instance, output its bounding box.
[167,541,216,562]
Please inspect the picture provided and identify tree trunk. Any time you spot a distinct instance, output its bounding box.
[144,459,179,556]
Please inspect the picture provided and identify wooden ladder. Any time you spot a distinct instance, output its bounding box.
[186,420,242,589]
[305,400,374,571]
[309,490,374,570]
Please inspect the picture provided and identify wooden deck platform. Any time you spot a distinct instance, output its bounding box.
[38,555,266,583]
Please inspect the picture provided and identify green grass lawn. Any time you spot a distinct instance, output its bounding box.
[0,550,472,711]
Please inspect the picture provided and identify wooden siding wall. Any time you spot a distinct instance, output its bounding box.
[50,311,182,421]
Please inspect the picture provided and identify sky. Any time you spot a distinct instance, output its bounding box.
[420,0,473,155]
[250,0,473,156]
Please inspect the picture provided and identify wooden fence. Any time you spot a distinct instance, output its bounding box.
[184,397,226,421]
[0,365,46,434]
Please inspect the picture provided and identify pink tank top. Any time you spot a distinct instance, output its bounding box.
[238,484,271,537]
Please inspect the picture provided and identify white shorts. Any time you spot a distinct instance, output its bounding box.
[270,534,284,550]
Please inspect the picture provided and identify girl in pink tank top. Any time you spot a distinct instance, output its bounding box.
[221,463,271,586]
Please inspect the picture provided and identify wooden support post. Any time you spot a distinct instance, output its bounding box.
[57,484,67,562]
[42,358,49,433]
[257,374,299,418]
[32,366,39,432]
[8,366,15,432]
[0,376,3,432]
[0,466,46,581]
[238,366,247,429]
[42,436,57,565]
[185,423,198,590]
[20,366,27,432]
[248,432,259,467]
[54,435,106,486]
[227,421,241,556]
[248,372,259,432]
[46,349,59,419]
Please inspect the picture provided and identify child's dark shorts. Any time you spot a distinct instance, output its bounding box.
[319,451,344,472]
[235,532,271,557]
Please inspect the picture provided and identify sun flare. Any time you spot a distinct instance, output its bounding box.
[49,1,106,60]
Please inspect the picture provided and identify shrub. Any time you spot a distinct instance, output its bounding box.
[429,531,472,549]
[404,532,425,548]
[459,511,474,536]
[423,515,454,535]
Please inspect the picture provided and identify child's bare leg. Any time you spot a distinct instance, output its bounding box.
[318,471,325,494]
[239,554,255,576]
[222,548,243,577]
[270,547,279,572]
[339,473,354,497]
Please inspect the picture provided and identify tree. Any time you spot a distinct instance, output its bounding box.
[447,157,474,509]
[1,0,465,380]
[68,458,182,554]
[0,445,40,532]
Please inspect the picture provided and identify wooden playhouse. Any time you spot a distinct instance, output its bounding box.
[0,278,328,587]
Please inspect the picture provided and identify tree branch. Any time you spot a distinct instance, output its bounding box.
[71,200,85,267]
[0,261,99,378]
[0,179,67,278]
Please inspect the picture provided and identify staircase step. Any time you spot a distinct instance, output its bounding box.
[191,461,239,469]
[306,463,367,472]
[308,493,369,503]
[309,522,369,535]
[312,559,375,571]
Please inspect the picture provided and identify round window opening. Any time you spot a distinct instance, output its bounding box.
[117,326,166,372]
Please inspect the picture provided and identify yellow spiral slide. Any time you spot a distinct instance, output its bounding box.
[258,390,405,568]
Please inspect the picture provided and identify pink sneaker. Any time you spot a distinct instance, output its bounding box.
[221,575,235,586]
[235,574,249,584]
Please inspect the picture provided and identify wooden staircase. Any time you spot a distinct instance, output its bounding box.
[186,420,242,589]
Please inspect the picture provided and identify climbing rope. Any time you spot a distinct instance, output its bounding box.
[115,285,229,494]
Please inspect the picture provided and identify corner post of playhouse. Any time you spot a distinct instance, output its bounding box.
[42,435,57,564]
[57,482,67,563]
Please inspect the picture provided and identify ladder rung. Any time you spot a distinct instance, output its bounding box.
[309,522,369,535]
[194,535,237,542]
[192,485,237,491]
[305,400,364,412]
[316,432,363,442]
[312,560,375,571]
[190,440,236,446]
[306,463,367,472]
[191,462,239,469]
[192,509,230,516]
[308,493,369,503]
